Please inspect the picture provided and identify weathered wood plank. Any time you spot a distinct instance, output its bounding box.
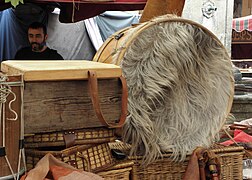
[24,79,123,133]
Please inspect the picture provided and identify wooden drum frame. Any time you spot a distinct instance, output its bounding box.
[93,15,235,164]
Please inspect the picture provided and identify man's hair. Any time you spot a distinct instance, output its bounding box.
[28,22,47,35]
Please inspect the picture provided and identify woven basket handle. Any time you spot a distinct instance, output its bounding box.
[88,71,128,128]
[76,152,91,172]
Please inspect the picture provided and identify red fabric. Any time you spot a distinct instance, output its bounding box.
[0,0,146,22]
[34,0,146,3]
[59,2,145,23]
[221,129,252,146]
[50,165,74,179]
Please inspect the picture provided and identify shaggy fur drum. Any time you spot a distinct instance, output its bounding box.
[93,15,234,165]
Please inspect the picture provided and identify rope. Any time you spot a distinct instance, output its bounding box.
[17,75,26,179]
[72,0,75,23]
[0,103,2,147]
[4,156,17,180]
[7,90,18,121]
[2,103,5,147]
[101,33,126,63]
[0,75,24,179]
[17,150,22,180]
[0,76,21,121]
[223,127,252,158]
[0,76,11,104]
[223,128,240,146]
[71,0,80,23]
[2,101,17,180]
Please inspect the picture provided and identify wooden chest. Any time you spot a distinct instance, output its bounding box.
[1,60,126,134]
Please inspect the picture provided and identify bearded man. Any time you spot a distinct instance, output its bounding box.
[15,22,63,60]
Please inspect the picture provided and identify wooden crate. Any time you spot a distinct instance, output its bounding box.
[1,61,125,134]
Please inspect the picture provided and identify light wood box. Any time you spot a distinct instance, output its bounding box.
[1,60,123,134]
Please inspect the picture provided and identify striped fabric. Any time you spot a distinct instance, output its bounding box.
[233,15,252,32]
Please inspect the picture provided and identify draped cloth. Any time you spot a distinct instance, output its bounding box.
[20,153,103,180]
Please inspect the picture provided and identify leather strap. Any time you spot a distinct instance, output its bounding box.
[88,71,128,128]
[183,147,220,180]
[229,124,251,130]
[63,132,76,148]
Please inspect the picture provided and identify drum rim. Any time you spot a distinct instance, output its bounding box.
[94,17,227,64]
[93,16,234,120]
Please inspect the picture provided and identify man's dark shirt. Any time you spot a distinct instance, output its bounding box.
[15,47,64,60]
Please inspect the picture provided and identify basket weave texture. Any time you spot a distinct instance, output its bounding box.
[26,143,114,173]
[98,160,134,180]
[109,142,244,180]
[25,127,115,148]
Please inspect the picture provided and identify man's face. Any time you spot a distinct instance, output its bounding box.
[28,28,48,52]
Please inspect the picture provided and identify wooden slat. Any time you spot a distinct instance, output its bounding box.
[1,60,122,81]
[23,79,123,133]
[232,59,252,62]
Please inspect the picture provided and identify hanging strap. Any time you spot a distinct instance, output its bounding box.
[64,132,76,148]
[88,71,128,128]
[183,147,220,180]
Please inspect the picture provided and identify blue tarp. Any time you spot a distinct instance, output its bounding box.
[96,11,140,41]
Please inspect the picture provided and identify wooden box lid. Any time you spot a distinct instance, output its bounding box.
[1,60,122,81]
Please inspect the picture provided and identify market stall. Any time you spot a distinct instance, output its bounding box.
[232,15,252,77]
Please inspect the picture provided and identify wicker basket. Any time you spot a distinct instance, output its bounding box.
[98,160,134,180]
[109,142,244,180]
[26,143,114,173]
[25,127,115,148]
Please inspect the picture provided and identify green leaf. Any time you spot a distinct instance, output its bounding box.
[5,0,24,8]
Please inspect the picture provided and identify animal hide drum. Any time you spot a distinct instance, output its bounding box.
[93,15,234,165]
